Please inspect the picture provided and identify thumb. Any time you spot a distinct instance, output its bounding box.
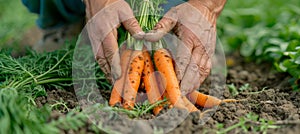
[144,30,166,42]
[110,48,122,81]
[132,31,145,40]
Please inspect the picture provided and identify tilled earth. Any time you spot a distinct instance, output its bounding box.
[36,55,300,134]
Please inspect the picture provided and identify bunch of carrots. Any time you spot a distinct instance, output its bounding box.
[109,0,233,115]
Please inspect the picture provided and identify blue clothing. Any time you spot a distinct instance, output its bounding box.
[22,0,187,29]
[22,0,85,29]
[161,0,187,14]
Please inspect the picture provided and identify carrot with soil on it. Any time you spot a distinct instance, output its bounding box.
[122,50,145,109]
[109,49,133,106]
[154,48,196,112]
[187,90,237,108]
[142,50,164,115]
[155,71,173,108]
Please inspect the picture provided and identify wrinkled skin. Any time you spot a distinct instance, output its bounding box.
[145,0,227,95]
[84,0,144,82]
[84,0,227,94]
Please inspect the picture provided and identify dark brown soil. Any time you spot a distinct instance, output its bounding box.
[35,54,300,134]
[35,88,78,112]
[169,56,300,134]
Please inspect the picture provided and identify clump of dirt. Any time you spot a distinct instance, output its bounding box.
[35,88,78,112]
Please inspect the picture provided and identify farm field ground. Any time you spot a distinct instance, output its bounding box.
[1,0,299,133]
[33,55,300,133]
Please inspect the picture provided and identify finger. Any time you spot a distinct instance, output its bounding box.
[199,56,211,85]
[196,45,211,87]
[144,30,166,42]
[132,31,145,40]
[86,21,112,82]
[111,36,129,82]
[119,43,128,55]
[95,42,111,82]
[174,37,193,82]
[180,45,209,95]
[102,30,121,81]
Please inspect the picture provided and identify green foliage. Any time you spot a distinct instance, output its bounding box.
[0,88,58,134]
[0,44,109,133]
[96,99,167,118]
[123,0,167,50]
[0,48,74,101]
[0,43,109,92]
[218,0,300,89]
[50,111,87,131]
[127,0,167,30]
[0,0,36,47]
[0,87,92,134]
[227,83,250,96]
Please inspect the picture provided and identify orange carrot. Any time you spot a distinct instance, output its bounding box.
[142,50,164,115]
[109,49,133,106]
[123,50,145,109]
[154,48,192,111]
[187,91,221,108]
[155,73,174,108]
[187,90,236,108]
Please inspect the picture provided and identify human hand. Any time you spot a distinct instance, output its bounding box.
[145,0,227,95]
[84,0,144,82]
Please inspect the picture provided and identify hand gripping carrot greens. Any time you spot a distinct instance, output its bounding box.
[107,0,236,115]
[109,0,167,113]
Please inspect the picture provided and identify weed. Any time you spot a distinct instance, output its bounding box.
[227,83,250,96]
[214,113,280,134]
[50,99,70,113]
[95,99,167,118]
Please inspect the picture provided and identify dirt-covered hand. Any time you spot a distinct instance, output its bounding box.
[84,0,144,82]
[145,0,227,95]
